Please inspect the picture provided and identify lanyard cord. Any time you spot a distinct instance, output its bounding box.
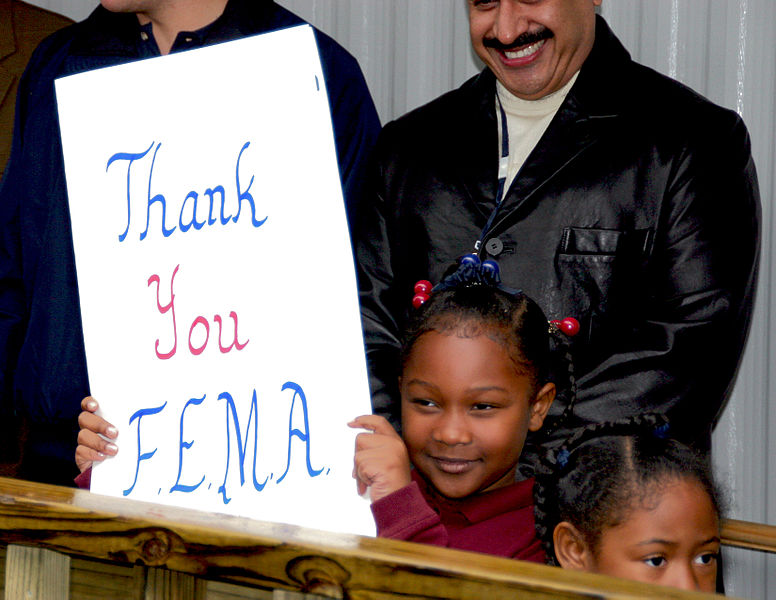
[474,94,510,252]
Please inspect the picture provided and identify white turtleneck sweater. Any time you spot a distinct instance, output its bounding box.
[496,72,579,194]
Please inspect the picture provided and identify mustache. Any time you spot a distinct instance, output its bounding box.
[483,27,553,52]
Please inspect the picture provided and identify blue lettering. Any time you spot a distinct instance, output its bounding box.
[218,390,268,504]
[204,186,230,226]
[277,382,323,483]
[124,402,167,496]
[170,394,206,494]
[107,141,265,241]
[233,142,267,228]
[139,143,176,240]
[179,191,206,232]
[106,142,155,242]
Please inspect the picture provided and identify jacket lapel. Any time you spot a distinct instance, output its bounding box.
[457,70,500,221]
[0,0,17,107]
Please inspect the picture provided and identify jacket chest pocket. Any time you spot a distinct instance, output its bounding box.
[554,227,653,338]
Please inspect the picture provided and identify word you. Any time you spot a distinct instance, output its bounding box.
[124,382,327,504]
[106,141,265,242]
[148,264,249,359]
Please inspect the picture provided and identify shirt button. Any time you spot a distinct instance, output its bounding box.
[485,237,504,256]
[140,31,149,41]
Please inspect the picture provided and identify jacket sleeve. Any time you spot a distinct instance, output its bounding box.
[0,58,34,408]
[354,124,405,429]
[371,481,449,545]
[565,111,761,449]
[314,32,381,234]
[74,466,92,490]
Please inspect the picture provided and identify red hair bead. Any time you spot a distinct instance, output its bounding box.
[550,317,580,337]
[414,280,432,294]
[560,317,580,336]
[412,293,429,309]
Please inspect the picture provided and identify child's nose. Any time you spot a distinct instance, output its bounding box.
[667,564,701,592]
[432,413,472,445]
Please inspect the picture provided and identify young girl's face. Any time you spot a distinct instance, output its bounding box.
[591,478,720,592]
[400,330,554,499]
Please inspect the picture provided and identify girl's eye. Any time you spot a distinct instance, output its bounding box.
[411,398,438,409]
[694,552,718,566]
[472,402,497,411]
[644,556,667,568]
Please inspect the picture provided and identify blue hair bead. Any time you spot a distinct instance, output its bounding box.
[653,423,670,439]
[481,259,500,277]
[460,253,481,267]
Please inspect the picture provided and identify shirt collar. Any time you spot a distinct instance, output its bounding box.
[69,0,278,61]
[412,469,535,525]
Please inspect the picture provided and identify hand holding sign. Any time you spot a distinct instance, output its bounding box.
[349,415,412,502]
[76,397,118,474]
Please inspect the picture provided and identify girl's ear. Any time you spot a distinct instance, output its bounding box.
[553,521,594,571]
[528,382,555,431]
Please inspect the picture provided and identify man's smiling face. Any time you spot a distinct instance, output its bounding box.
[469,0,601,100]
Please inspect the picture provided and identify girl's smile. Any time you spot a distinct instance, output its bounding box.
[400,329,554,499]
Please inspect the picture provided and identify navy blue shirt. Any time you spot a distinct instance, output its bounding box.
[0,0,380,484]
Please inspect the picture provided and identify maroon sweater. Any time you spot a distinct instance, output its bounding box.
[371,470,545,562]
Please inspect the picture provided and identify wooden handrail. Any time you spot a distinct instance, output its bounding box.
[0,476,739,599]
[721,518,776,554]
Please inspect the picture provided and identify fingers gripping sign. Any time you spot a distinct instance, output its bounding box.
[76,396,119,473]
[348,415,412,502]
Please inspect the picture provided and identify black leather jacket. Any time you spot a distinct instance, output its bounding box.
[355,16,760,451]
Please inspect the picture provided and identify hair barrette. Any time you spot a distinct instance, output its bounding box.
[412,255,581,338]
[652,422,671,439]
[412,254,519,308]
[556,448,571,469]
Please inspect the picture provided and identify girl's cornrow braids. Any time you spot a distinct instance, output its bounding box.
[555,412,669,464]
[541,330,577,436]
[532,412,671,564]
[532,443,563,564]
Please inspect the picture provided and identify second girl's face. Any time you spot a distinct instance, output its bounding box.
[400,330,554,499]
[592,479,720,593]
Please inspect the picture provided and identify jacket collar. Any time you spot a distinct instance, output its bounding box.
[479,15,630,223]
[569,15,633,119]
[458,69,501,215]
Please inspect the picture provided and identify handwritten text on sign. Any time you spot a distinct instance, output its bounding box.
[56,26,375,536]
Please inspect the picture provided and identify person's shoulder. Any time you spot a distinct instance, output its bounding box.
[244,2,371,98]
[246,2,359,69]
[19,6,108,72]
[19,6,138,86]
[627,62,741,127]
[382,70,490,139]
[587,17,746,137]
[621,62,752,162]
[16,23,79,87]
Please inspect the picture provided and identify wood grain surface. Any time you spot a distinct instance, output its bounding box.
[0,476,752,599]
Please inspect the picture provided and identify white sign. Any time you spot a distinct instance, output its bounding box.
[56,25,375,537]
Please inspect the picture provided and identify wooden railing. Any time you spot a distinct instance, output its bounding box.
[0,476,763,600]
[721,518,776,554]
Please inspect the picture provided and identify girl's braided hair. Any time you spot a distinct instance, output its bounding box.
[533,414,721,565]
[401,259,576,417]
